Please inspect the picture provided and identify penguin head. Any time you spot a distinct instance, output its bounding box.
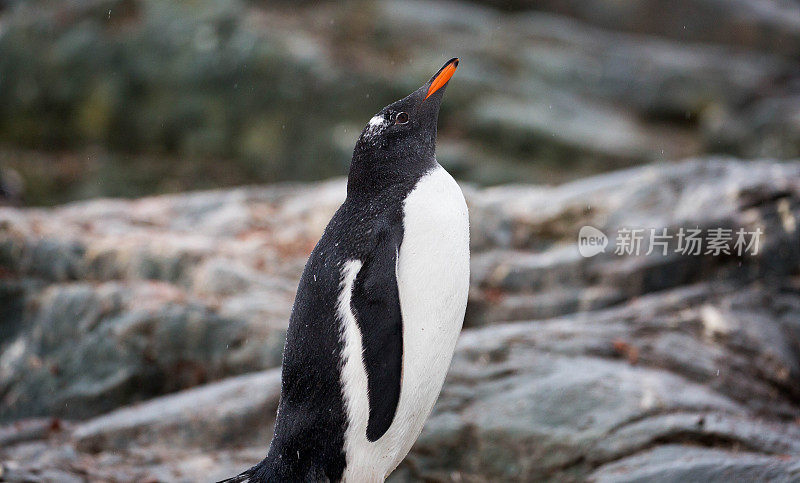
[348,58,459,195]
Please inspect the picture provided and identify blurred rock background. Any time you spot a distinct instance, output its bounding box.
[0,0,798,205]
[1,0,800,482]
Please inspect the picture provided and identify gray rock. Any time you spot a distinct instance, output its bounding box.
[74,369,280,452]
[394,279,800,481]
[482,0,800,56]
[590,445,800,483]
[2,0,799,203]
[0,181,343,421]
[465,158,800,327]
[1,159,799,481]
[0,281,263,421]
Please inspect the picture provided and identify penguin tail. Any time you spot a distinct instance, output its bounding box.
[217,466,259,483]
[216,471,253,483]
[217,461,277,483]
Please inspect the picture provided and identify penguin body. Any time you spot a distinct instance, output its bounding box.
[226,58,466,483]
[340,164,469,481]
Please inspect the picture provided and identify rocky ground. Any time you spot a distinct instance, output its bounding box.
[1,158,800,481]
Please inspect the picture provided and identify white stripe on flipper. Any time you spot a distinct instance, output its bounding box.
[337,260,382,482]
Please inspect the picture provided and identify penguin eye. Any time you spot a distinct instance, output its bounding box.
[395,112,409,125]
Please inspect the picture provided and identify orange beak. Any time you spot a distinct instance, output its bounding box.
[425,58,459,100]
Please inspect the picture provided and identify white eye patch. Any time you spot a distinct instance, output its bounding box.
[368,115,385,128]
[363,114,387,138]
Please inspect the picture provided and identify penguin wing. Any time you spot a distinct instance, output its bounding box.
[351,222,403,442]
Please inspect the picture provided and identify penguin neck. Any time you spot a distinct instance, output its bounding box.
[346,144,436,200]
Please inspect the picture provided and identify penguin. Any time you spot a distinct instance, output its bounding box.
[223,58,468,483]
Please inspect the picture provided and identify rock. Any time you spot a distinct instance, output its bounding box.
[2,0,799,201]
[590,446,800,482]
[470,93,675,167]
[478,0,800,56]
[0,281,264,421]
[1,158,799,480]
[465,158,800,326]
[0,433,268,482]
[394,279,800,481]
[0,371,280,482]
[0,418,63,447]
[7,277,800,481]
[0,168,23,206]
[3,158,800,420]
[0,182,345,421]
[74,369,281,452]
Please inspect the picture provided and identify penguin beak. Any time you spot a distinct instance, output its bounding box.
[425,58,459,100]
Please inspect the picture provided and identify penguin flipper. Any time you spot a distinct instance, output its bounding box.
[351,222,404,442]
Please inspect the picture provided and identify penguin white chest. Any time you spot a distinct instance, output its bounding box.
[339,164,469,481]
[393,163,470,462]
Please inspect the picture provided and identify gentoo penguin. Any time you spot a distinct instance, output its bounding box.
[224,58,468,483]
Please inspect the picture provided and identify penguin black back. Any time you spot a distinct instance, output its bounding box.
[223,58,461,483]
